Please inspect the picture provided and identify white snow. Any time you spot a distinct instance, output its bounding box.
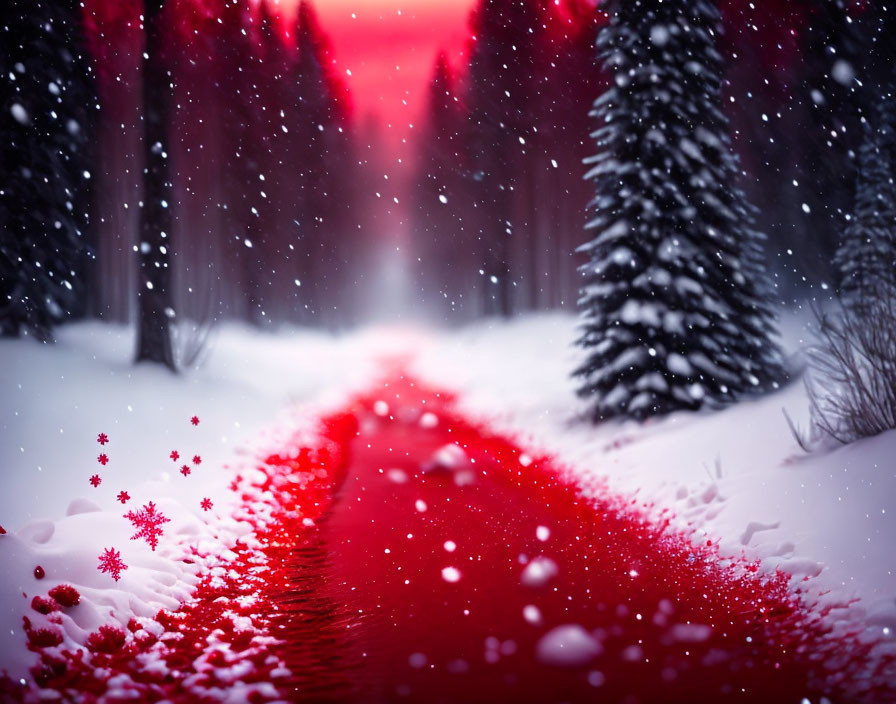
[520,555,559,588]
[536,624,603,667]
[522,604,543,625]
[412,312,896,650]
[3,312,896,686]
[0,322,397,683]
[11,103,29,124]
[441,566,461,583]
[423,443,468,472]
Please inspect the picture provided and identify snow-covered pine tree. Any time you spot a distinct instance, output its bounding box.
[833,92,896,309]
[0,0,95,342]
[574,0,785,422]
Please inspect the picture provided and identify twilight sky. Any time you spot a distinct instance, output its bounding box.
[271,0,474,130]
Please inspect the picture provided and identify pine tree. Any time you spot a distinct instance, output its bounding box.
[794,0,864,282]
[413,53,469,317]
[0,0,96,341]
[135,0,176,369]
[466,0,540,317]
[834,93,896,308]
[216,0,262,323]
[291,0,344,323]
[575,0,785,422]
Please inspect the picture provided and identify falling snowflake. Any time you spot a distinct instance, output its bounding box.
[180,465,191,477]
[200,498,213,511]
[124,501,170,551]
[117,491,130,504]
[97,547,127,582]
[97,433,109,445]
[192,455,201,465]
[190,415,200,426]
[97,453,109,466]
[169,450,180,462]
[89,474,101,488]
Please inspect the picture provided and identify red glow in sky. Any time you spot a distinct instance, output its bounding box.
[271,0,473,131]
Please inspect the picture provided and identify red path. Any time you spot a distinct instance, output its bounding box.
[270,373,874,703]
[13,371,894,703]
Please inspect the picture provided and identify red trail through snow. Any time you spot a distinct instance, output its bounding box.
[268,371,882,703]
[13,370,895,703]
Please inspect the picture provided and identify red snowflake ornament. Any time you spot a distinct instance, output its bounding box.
[89,474,101,488]
[117,490,130,504]
[124,501,170,551]
[200,498,213,511]
[192,455,201,465]
[97,453,109,466]
[180,465,191,477]
[97,433,109,445]
[97,547,127,582]
[190,415,200,426]
[169,450,179,462]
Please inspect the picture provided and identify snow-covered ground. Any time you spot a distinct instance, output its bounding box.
[412,313,896,642]
[2,313,895,685]
[0,322,397,682]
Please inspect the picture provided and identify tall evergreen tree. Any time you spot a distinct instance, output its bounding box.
[0,0,96,341]
[412,53,469,317]
[834,93,896,308]
[575,0,785,422]
[292,0,348,323]
[466,0,539,317]
[135,0,176,369]
[793,0,864,282]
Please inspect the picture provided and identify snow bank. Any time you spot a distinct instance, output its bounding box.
[3,313,895,688]
[412,312,896,646]
[0,321,409,683]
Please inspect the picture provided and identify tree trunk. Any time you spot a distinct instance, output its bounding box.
[135,0,176,371]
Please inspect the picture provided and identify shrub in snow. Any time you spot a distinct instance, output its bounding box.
[809,94,896,445]
[806,298,896,444]
[574,0,785,421]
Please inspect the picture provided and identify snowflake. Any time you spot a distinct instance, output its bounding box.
[200,498,213,511]
[191,415,200,426]
[89,474,101,488]
[169,450,179,462]
[192,455,202,465]
[97,547,127,582]
[124,501,170,551]
[180,465,191,477]
[117,490,130,504]
[97,433,109,445]
[97,453,109,466]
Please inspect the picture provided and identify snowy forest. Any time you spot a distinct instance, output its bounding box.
[2,0,896,702]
